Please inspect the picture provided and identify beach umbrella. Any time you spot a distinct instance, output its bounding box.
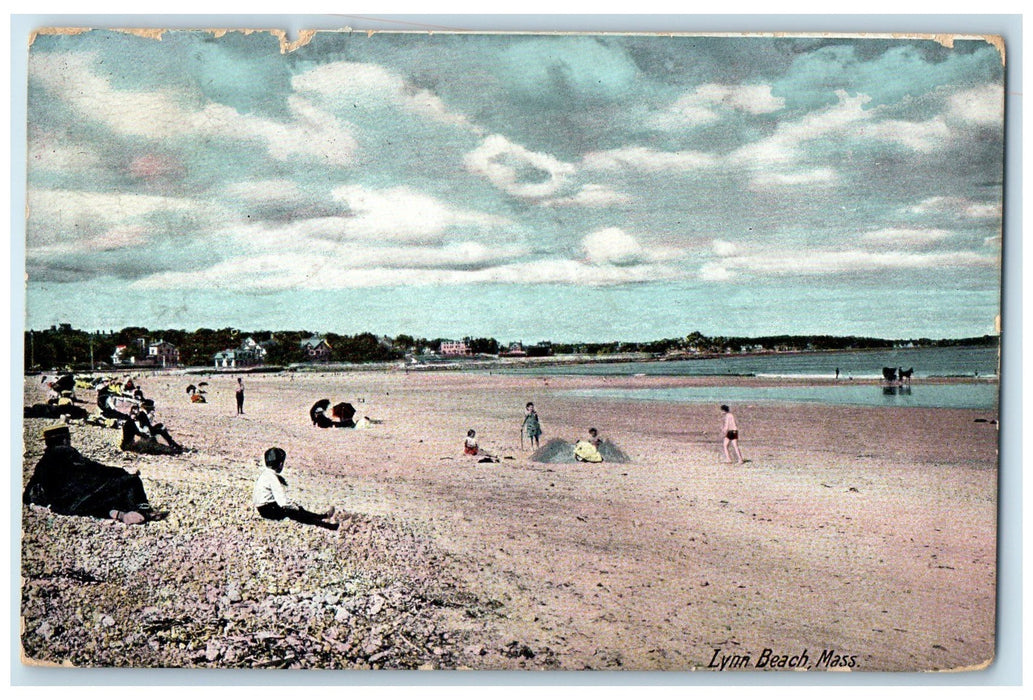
[52,373,75,393]
[331,402,356,423]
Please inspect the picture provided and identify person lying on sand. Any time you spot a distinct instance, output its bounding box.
[23,425,165,525]
[253,447,339,530]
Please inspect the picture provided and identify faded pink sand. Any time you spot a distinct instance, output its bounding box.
[24,370,998,671]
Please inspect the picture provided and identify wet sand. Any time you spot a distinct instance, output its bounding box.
[20,370,998,671]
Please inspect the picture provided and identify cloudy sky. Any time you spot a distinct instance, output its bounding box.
[23,29,1004,341]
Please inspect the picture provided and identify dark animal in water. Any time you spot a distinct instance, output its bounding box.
[898,367,914,384]
[882,367,898,382]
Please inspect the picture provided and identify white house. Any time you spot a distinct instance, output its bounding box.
[147,340,180,367]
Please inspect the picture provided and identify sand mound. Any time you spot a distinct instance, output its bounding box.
[530,439,574,463]
[531,438,630,463]
[597,440,631,463]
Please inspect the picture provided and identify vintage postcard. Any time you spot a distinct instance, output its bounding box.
[20,28,1003,672]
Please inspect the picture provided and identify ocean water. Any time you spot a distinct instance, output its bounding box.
[498,345,999,380]
[563,382,999,411]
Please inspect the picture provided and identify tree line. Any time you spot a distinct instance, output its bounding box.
[22,324,997,372]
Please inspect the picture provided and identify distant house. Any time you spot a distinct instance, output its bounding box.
[213,336,266,369]
[526,341,553,358]
[238,336,267,364]
[147,340,180,367]
[439,340,471,356]
[301,336,332,362]
[111,345,134,366]
[213,349,239,369]
[500,342,527,358]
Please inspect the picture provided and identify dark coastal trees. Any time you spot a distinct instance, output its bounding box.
[22,325,999,372]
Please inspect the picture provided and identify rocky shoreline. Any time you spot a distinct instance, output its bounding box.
[20,416,555,670]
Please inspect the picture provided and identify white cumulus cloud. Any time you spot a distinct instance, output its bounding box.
[731,91,872,167]
[949,83,1005,125]
[583,147,719,172]
[909,196,1002,219]
[582,228,647,266]
[464,134,575,199]
[30,52,358,166]
[712,239,738,256]
[701,247,996,280]
[863,116,950,153]
[26,187,229,249]
[649,83,784,130]
[330,184,509,244]
[861,227,952,248]
[750,168,839,189]
[28,130,103,174]
[541,184,633,208]
[224,179,305,205]
[292,61,479,132]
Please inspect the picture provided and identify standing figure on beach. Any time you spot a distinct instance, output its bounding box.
[522,402,542,450]
[720,404,744,464]
[235,378,245,414]
[253,447,338,530]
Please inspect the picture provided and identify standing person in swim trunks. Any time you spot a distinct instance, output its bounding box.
[721,404,744,464]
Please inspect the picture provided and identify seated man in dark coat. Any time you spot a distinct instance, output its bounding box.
[135,400,184,453]
[121,404,180,455]
[23,426,161,525]
[96,384,131,421]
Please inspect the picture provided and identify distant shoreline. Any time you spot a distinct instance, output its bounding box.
[64,343,996,379]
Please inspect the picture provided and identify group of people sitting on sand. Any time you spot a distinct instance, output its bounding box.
[24,375,746,531]
[464,401,745,465]
[121,400,185,455]
[24,424,335,530]
[462,401,608,463]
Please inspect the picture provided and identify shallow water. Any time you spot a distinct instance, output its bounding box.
[563,382,999,410]
[498,345,998,380]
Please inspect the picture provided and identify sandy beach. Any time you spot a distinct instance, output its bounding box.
[20,369,998,672]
